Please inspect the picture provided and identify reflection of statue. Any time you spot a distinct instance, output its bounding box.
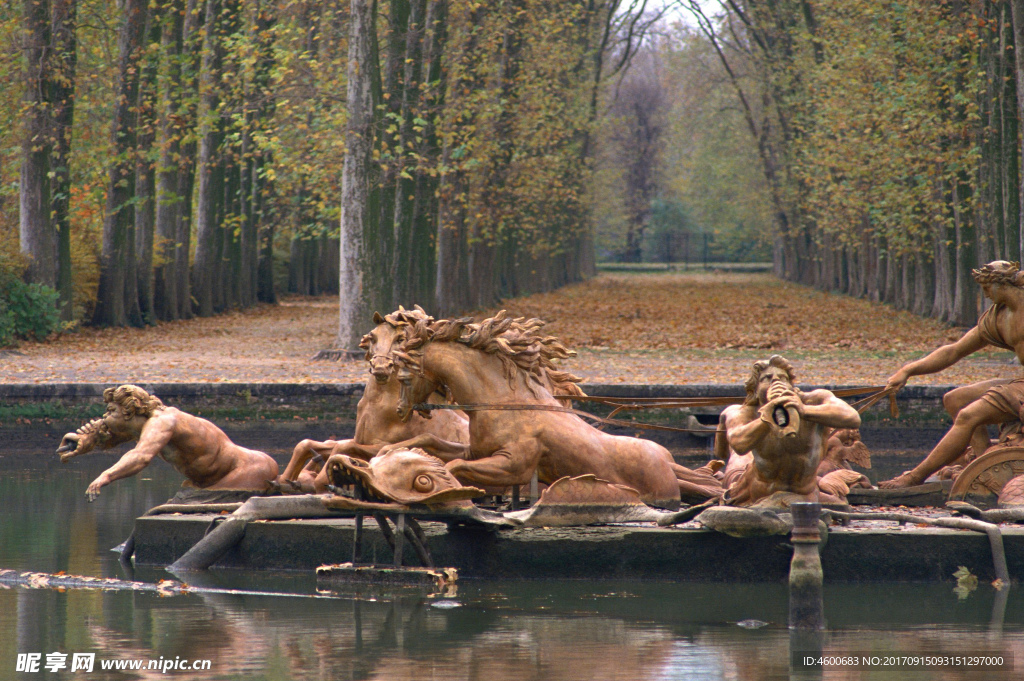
[723,356,861,507]
[58,385,278,500]
[387,310,721,509]
[278,308,469,492]
[881,261,1024,488]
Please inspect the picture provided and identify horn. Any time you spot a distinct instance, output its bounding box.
[373,311,385,324]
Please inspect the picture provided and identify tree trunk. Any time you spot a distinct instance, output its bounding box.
[192,0,226,317]
[20,0,55,289]
[176,0,203,320]
[50,0,77,320]
[338,0,383,349]
[153,0,185,321]
[92,0,148,327]
[134,12,161,325]
[1010,0,1024,258]
[951,179,979,325]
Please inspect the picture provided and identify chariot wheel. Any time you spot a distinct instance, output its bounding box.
[948,445,1024,507]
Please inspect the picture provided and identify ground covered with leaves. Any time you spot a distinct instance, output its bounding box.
[1,271,1017,386]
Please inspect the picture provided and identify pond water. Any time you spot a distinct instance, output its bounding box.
[2,440,1024,679]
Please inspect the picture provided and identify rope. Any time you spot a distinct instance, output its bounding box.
[412,385,895,435]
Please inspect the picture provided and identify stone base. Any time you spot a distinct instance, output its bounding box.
[132,513,1024,583]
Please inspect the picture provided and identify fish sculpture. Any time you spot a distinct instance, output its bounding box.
[322,448,709,527]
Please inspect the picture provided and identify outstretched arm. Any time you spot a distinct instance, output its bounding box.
[84,415,173,501]
[886,327,988,391]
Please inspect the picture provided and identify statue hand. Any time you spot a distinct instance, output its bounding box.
[885,370,908,393]
[776,393,804,415]
[85,479,103,502]
[57,433,80,461]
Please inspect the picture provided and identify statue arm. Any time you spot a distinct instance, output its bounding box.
[84,415,173,501]
[378,434,471,462]
[724,407,769,455]
[714,406,740,461]
[886,327,987,391]
[795,391,861,429]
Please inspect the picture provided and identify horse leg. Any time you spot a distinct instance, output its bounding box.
[279,439,342,486]
[446,439,542,488]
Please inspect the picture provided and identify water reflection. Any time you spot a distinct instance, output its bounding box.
[2,583,1023,680]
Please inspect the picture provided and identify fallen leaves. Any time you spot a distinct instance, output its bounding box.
[0,272,1016,386]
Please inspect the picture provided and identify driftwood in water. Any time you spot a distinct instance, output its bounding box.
[826,509,1010,585]
[0,568,338,599]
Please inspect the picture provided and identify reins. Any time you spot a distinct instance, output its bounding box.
[412,385,896,435]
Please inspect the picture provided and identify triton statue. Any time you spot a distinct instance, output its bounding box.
[722,356,861,507]
[58,385,278,500]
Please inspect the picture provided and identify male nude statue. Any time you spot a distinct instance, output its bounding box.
[58,385,279,500]
[723,356,861,506]
[881,260,1024,488]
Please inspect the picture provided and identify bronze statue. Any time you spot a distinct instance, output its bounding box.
[385,309,721,509]
[278,308,470,492]
[722,356,861,507]
[881,260,1024,488]
[58,385,279,500]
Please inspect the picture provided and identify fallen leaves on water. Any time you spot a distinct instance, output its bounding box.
[953,565,978,600]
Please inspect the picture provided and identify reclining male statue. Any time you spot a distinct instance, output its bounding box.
[881,260,1024,488]
[58,385,279,501]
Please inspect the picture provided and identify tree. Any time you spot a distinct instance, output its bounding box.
[92,0,147,327]
[337,0,382,350]
[19,0,54,289]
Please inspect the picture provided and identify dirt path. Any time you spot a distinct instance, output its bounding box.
[1,272,1017,385]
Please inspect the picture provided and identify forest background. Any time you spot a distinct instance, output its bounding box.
[2,0,1023,350]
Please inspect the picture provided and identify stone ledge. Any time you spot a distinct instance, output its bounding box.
[133,514,1024,582]
[0,382,955,400]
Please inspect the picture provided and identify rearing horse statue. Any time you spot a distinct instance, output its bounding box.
[278,307,469,491]
[386,310,722,509]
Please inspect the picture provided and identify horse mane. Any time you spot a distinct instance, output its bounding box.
[394,309,586,400]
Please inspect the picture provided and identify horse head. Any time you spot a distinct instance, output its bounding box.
[359,311,409,384]
[396,365,440,423]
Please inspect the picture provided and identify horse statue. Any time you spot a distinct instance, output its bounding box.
[383,309,722,509]
[278,307,470,491]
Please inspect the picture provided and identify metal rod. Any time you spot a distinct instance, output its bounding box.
[529,471,538,502]
[352,513,364,564]
[404,517,433,567]
[511,485,520,511]
[374,513,396,552]
[393,513,406,567]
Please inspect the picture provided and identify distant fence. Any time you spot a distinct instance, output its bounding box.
[597,262,773,273]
